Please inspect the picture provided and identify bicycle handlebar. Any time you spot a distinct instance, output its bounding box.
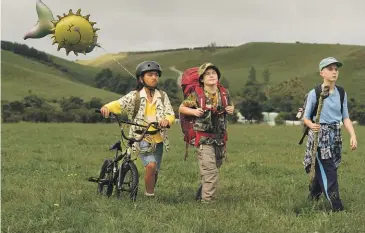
[94,109,170,143]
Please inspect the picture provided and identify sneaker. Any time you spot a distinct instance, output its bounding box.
[144,192,155,197]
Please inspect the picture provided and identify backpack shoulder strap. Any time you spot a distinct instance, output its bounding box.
[335,85,345,114]
[158,90,165,106]
[132,90,140,119]
[314,84,321,100]
[195,87,206,109]
[218,85,228,108]
[310,84,322,121]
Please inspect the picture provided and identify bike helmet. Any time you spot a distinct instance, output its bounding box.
[135,61,162,79]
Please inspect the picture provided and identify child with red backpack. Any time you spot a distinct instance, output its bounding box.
[179,62,234,203]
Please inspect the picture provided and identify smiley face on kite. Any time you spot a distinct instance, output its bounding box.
[24,0,100,56]
[51,9,99,55]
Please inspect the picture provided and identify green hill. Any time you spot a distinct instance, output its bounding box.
[2,41,363,105]
[77,42,365,101]
[1,50,120,102]
[49,55,102,86]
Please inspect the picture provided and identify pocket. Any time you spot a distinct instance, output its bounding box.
[138,140,156,154]
[139,140,150,150]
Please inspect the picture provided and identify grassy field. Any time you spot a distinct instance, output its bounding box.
[2,123,364,233]
[1,50,119,102]
[76,42,365,101]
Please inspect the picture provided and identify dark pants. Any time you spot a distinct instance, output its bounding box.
[310,148,344,211]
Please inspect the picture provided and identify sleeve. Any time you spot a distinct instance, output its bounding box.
[162,92,176,125]
[181,92,198,108]
[103,91,135,115]
[303,89,316,119]
[342,92,349,119]
[103,101,121,114]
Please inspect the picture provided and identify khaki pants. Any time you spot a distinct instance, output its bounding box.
[197,144,224,201]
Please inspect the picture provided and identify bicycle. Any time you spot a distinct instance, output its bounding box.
[88,109,167,201]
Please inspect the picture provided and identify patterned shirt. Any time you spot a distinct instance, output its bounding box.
[104,89,175,151]
[181,88,231,146]
[304,124,342,169]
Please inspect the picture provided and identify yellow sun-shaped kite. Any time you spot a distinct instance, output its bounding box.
[51,9,99,56]
[23,0,100,56]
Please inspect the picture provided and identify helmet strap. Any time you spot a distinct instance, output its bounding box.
[140,77,156,97]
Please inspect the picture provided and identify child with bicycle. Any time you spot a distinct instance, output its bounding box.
[100,61,175,197]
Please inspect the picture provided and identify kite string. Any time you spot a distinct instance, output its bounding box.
[97,45,136,79]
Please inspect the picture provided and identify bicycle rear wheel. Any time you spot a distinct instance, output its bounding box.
[116,161,139,201]
[97,159,114,197]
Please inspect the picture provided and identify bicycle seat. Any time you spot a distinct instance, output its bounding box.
[109,140,122,151]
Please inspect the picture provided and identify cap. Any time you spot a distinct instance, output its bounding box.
[319,57,343,71]
[198,62,221,78]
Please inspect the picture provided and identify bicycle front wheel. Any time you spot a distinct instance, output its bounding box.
[116,161,139,201]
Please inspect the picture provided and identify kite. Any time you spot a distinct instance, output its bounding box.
[24,0,100,56]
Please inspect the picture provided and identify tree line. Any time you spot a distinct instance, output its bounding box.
[2,40,52,63]
[1,94,115,123]
[1,40,71,73]
[2,41,363,125]
[2,66,363,125]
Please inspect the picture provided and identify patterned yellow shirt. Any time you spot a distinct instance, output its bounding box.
[104,90,175,144]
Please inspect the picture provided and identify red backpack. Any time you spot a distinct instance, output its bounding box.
[179,67,229,160]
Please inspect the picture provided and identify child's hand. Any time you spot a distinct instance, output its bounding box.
[193,108,204,117]
[159,119,170,128]
[310,123,320,132]
[100,107,110,118]
[350,135,357,151]
[225,106,234,115]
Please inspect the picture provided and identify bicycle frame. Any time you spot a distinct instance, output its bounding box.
[107,141,134,192]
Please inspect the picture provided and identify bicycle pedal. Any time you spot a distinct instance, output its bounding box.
[88,177,100,183]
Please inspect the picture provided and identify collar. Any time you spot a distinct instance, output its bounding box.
[139,88,161,104]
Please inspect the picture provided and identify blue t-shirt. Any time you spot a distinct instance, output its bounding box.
[304,86,349,124]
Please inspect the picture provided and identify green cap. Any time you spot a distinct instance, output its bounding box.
[319,57,343,71]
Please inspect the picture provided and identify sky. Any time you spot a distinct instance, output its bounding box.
[1,0,365,61]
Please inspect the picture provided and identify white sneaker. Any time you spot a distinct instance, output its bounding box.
[144,192,155,197]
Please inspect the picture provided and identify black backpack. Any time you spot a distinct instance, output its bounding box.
[298,84,345,145]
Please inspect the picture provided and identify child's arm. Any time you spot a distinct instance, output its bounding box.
[302,89,320,132]
[342,92,357,151]
[225,89,235,115]
[179,105,204,116]
[179,92,204,117]
[100,91,135,117]
[161,92,175,126]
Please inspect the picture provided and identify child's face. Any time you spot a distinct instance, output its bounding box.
[320,64,339,82]
[202,68,218,86]
[141,71,159,87]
